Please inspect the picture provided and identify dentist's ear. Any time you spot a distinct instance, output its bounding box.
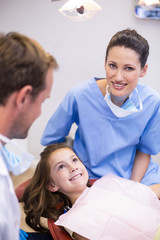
[47,182,59,192]
[140,64,148,78]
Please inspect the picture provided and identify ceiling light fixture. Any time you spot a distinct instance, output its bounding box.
[57,0,102,21]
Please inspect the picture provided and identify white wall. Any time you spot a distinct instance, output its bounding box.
[0,0,160,162]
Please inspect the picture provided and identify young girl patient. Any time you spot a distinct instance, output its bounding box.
[22,143,160,240]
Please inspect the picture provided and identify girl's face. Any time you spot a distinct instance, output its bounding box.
[105,46,147,104]
[48,148,89,204]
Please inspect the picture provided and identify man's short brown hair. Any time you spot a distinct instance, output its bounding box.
[0,32,58,105]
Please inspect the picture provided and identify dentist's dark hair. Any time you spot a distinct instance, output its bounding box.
[105,28,149,68]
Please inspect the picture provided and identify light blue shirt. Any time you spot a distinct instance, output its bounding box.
[41,78,160,185]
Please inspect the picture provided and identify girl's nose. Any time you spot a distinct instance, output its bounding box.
[71,166,78,172]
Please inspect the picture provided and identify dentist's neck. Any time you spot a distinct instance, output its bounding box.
[110,94,129,107]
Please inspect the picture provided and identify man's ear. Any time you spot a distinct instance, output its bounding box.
[15,85,33,109]
[47,182,59,192]
[140,64,148,78]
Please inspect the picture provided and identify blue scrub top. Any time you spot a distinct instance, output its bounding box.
[41,78,160,185]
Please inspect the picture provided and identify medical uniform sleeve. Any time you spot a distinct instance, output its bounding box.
[137,104,160,155]
[41,90,78,146]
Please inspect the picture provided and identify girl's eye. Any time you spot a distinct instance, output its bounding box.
[58,164,65,170]
[109,63,116,69]
[73,157,78,162]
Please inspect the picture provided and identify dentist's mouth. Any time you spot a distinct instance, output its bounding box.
[70,174,82,181]
[112,82,127,90]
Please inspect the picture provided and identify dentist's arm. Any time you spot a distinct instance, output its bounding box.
[130,150,150,182]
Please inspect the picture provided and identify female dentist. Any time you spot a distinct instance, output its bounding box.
[41,28,160,187]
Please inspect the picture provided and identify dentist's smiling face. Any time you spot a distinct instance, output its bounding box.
[105,46,147,105]
[48,148,89,204]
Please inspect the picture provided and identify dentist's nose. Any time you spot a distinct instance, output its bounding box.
[115,69,123,81]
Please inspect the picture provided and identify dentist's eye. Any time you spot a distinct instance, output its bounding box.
[126,66,134,71]
[109,63,116,69]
